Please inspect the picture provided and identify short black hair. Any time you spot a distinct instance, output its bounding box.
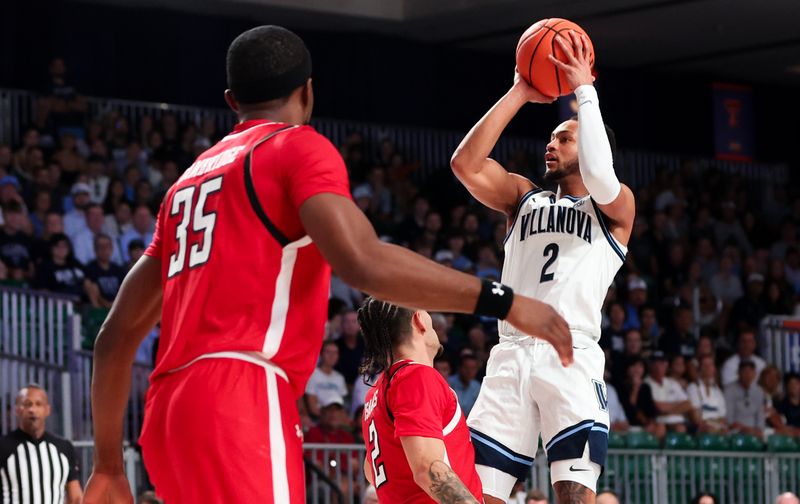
[569,114,617,161]
[226,25,311,105]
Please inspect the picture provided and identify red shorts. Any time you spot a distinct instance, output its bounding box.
[139,357,304,503]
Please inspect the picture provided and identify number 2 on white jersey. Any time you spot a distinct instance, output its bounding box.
[167,176,223,277]
[368,420,388,488]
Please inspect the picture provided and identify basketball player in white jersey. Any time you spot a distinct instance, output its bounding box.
[450,32,635,504]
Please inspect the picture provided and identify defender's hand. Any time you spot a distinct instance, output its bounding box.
[506,296,573,366]
[548,31,595,90]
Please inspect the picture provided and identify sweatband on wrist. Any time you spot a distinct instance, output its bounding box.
[230,48,312,104]
[474,280,514,319]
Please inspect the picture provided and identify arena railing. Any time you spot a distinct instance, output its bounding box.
[0,286,151,443]
[0,88,788,190]
[761,316,800,375]
[302,443,800,504]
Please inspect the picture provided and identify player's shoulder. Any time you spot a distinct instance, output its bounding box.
[392,362,448,389]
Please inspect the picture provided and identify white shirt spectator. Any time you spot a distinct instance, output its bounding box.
[306,367,348,409]
[73,230,124,266]
[645,376,689,425]
[709,273,744,305]
[606,383,628,426]
[721,354,766,387]
[687,381,727,421]
[350,377,374,417]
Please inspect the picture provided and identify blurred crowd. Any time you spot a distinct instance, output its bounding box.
[3,59,800,501]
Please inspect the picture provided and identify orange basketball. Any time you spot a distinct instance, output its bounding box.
[515,18,595,97]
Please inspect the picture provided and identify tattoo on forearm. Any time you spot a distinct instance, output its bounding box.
[554,480,595,504]
[427,460,479,504]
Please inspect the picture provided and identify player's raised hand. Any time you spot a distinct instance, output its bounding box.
[548,31,595,91]
[513,68,556,104]
[506,296,573,366]
[82,472,134,504]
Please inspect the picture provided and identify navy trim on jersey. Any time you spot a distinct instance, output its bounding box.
[590,199,626,262]
[469,427,534,480]
[502,188,544,246]
[545,420,609,467]
[243,125,296,247]
[560,194,581,202]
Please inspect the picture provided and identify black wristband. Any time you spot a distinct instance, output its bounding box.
[474,280,514,320]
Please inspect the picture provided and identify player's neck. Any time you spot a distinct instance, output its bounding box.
[237,107,302,125]
[557,176,589,199]
[394,345,432,367]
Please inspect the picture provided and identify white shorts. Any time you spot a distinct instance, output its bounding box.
[466,333,609,495]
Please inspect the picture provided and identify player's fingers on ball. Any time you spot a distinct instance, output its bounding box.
[570,30,582,53]
[547,54,568,69]
[554,36,575,60]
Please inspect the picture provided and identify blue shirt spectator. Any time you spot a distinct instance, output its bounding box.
[448,352,481,415]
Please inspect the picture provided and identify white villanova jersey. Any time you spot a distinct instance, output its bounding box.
[499,188,627,342]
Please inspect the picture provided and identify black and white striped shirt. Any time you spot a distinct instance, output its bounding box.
[0,429,79,504]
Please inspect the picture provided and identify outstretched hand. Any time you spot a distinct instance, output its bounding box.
[548,31,595,91]
[506,295,573,366]
[512,69,556,104]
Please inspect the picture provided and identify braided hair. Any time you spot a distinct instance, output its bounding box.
[357,297,414,379]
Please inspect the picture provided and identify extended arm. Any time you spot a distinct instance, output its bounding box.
[450,76,553,215]
[66,480,83,504]
[301,193,573,365]
[400,436,478,504]
[84,256,162,504]
[550,32,635,244]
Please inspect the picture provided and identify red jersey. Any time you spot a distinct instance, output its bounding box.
[144,120,350,397]
[361,360,483,503]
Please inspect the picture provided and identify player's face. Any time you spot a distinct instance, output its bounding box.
[543,120,579,182]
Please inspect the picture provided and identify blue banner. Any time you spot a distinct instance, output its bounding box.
[712,83,754,162]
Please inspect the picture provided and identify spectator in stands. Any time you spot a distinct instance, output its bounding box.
[330,274,363,310]
[433,357,451,380]
[611,328,644,387]
[596,490,621,504]
[35,233,85,298]
[305,340,348,417]
[601,301,627,352]
[0,201,34,279]
[120,204,154,262]
[772,220,798,260]
[660,305,697,359]
[73,204,123,265]
[785,247,800,294]
[645,351,693,433]
[52,133,86,185]
[335,310,364,386]
[624,276,648,330]
[667,354,691,389]
[725,360,767,437]
[639,305,662,349]
[0,384,83,503]
[85,155,110,205]
[304,394,359,493]
[606,383,629,432]
[84,234,126,308]
[776,374,800,433]
[760,364,785,403]
[691,493,719,504]
[36,58,87,137]
[777,493,800,504]
[620,357,665,438]
[524,489,548,504]
[29,189,53,238]
[714,200,752,255]
[710,254,744,306]
[730,274,767,333]
[687,355,728,433]
[721,329,766,386]
[126,239,145,269]
[64,182,92,242]
[444,232,473,271]
[0,144,11,175]
[448,351,480,415]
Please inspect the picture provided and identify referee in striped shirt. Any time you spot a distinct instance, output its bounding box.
[1,384,82,503]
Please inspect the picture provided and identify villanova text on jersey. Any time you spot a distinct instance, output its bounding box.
[517,203,592,243]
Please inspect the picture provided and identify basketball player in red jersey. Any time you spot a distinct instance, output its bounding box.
[359,297,483,503]
[83,26,572,503]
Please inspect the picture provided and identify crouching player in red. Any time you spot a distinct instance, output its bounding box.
[359,297,484,503]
